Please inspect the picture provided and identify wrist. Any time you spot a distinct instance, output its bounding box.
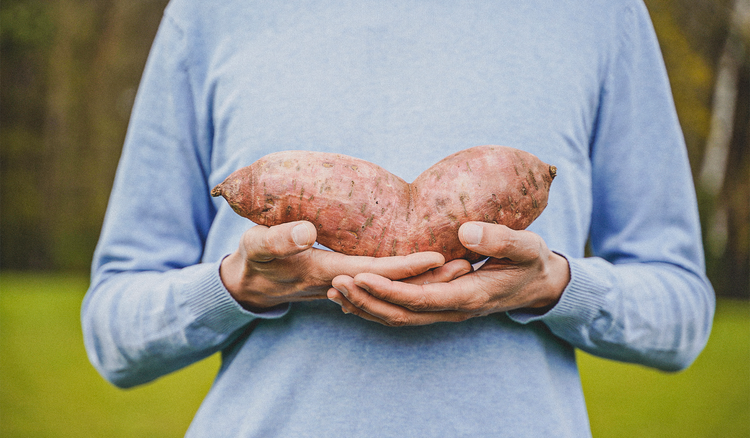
[219,252,276,311]
[529,251,570,311]
[219,252,244,296]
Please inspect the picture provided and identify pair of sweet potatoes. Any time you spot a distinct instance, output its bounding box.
[211,145,555,262]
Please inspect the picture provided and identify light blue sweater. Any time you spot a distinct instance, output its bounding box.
[82,1,715,436]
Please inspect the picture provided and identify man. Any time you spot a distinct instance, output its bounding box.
[82,1,714,436]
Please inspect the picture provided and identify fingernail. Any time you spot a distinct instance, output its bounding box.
[462,223,483,246]
[292,224,311,247]
[328,296,342,306]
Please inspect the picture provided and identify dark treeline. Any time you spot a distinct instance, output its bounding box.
[1,0,169,270]
[1,0,748,298]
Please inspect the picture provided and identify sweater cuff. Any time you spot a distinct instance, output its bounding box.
[183,261,291,334]
[507,255,609,339]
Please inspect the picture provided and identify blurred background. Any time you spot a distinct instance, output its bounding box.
[1,0,748,298]
[0,0,748,437]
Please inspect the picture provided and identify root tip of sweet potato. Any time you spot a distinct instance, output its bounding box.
[210,185,223,197]
[549,165,557,180]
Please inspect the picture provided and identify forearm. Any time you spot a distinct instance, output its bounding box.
[81,263,280,388]
[509,255,715,371]
[527,1,717,371]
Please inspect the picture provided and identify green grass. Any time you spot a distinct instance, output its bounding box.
[579,299,750,437]
[0,273,219,438]
[1,272,748,437]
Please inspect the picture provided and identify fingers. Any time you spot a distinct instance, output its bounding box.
[331,266,484,313]
[402,259,472,285]
[324,225,563,327]
[353,272,484,312]
[325,253,476,323]
[311,249,446,283]
[458,222,542,262]
[327,277,471,327]
[242,221,317,262]
[365,252,447,279]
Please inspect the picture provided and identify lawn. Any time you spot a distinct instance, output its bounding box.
[1,272,748,437]
[579,300,750,437]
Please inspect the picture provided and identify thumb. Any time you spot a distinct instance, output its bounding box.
[458,222,542,262]
[242,221,317,262]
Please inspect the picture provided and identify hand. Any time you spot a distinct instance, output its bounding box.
[219,221,448,311]
[327,222,570,326]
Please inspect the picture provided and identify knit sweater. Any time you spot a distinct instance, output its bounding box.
[82,1,715,436]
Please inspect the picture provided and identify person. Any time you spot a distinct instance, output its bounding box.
[81,0,715,436]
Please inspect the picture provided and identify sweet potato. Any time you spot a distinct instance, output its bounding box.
[211,145,556,262]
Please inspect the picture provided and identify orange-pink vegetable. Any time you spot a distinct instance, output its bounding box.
[211,145,556,262]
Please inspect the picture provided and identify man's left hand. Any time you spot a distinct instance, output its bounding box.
[326,222,570,326]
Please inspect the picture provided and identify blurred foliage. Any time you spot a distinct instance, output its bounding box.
[1,0,169,270]
[0,0,747,298]
[1,0,55,269]
[645,0,727,174]
[643,0,749,299]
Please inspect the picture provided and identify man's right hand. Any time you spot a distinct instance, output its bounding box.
[219,221,469,312]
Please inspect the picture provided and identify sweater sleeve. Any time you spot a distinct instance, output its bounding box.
[81,12,288,389]
[508,2,715,371]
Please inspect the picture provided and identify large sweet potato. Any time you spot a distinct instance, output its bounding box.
[211,145,556,262]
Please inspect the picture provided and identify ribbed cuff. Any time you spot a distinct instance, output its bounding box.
[507,255,609,340]
[183,261,290,334]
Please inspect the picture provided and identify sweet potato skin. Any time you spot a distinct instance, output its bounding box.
[213,151,407,256]
[211,146,556,262]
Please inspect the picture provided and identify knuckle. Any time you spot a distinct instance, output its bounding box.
[311,264,335,285]
[402,263,423,279]
[408,293,433,312]
[494,232,516,254]
[385,313,411,327]
[463,293,488,313]
[261,234,285,257]
[379,256,418,280]
[309,251,339,282]
[344,291,366,308]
